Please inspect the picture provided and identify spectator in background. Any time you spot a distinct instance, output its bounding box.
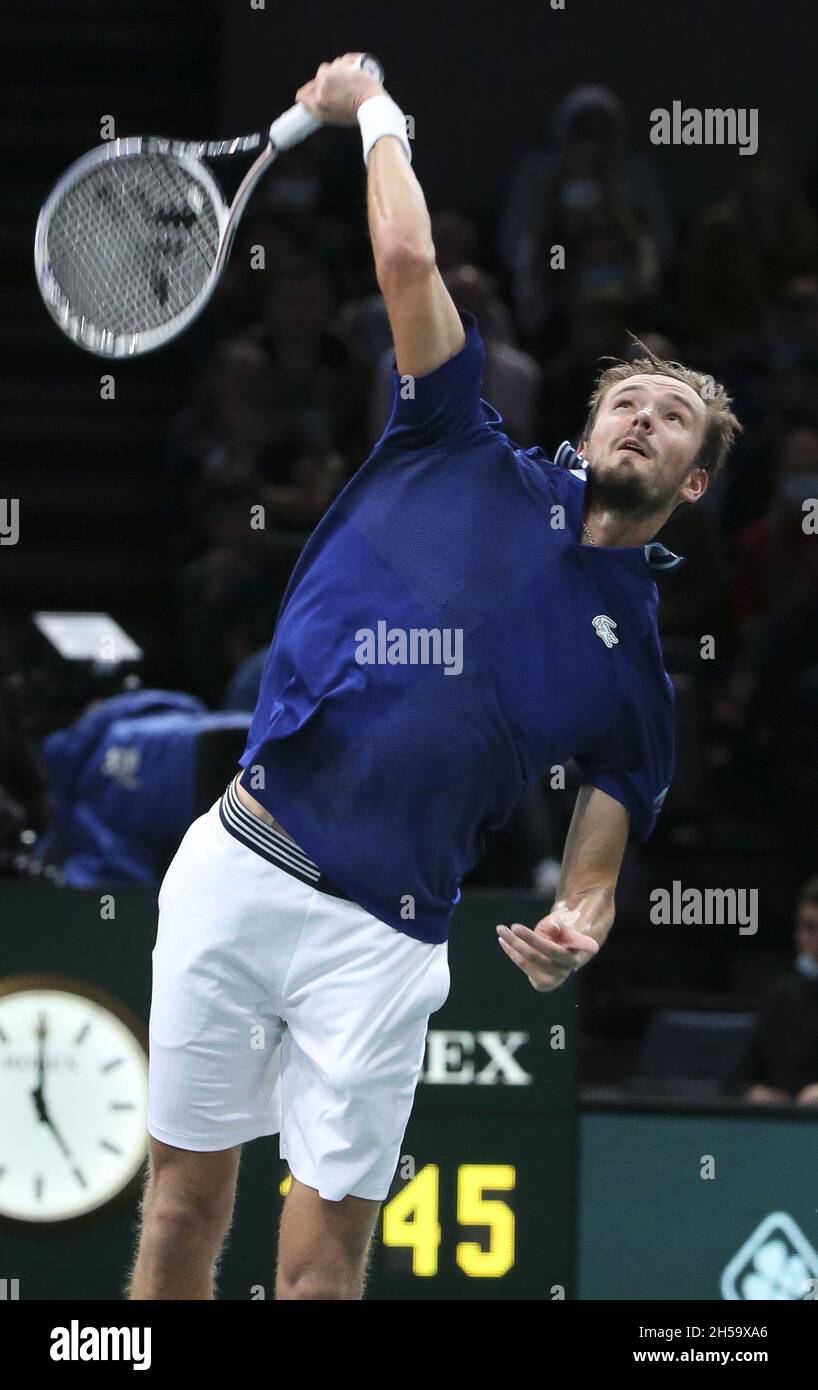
[244,250,370,463]
[712,597,818,844]
[682,127,818,348]
[165,338,281,562]
[656,498,731,653]
[712,429,818,841]
[768,348,818,436]
[764,276,818,359]
[720,345,818,534]
[499,84,673,345]
[723,877,818,1105]
[262,145,324,219]
[207,207,307,343]
[223,645,268,713]
[521,190,660,360]
[428,209,480,273]
[704,279,818,527]
[176,423,345,707]
[176,476,282,707]
[368,263,542,447]
[258,428,345,529]
[731,425,818,630]
[165,338,344,561]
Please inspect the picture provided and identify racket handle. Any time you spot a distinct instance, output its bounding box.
[269,105,322,151]
[269,52,384,152]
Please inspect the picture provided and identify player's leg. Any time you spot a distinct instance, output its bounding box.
[274,889,451,1299]
[133,787,308,1297]
[127,1137,242,1300]
[275,1177,381,1300]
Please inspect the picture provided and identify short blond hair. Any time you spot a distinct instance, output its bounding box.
[582,340,742,479]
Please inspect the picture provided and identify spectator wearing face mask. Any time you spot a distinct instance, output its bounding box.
[711,427,818,838]
[719,340,818,536]
[498,85,673,344]
[722,877,818,1105]
[731,425,818,629]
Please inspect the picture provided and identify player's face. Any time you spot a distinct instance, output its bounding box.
[581,375,709,515]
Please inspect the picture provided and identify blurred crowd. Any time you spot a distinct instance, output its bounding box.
[3,85,818,878]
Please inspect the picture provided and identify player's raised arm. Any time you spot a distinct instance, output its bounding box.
[497,786,630,993]
[364,136,466,377]
[296,55,466,377]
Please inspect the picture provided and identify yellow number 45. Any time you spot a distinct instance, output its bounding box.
[382,1164,516,1278]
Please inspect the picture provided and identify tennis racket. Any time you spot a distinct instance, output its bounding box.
[34,53,384,359]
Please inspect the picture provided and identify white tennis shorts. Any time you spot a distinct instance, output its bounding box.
[147,779,450,1201]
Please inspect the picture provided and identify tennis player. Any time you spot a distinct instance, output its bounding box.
[129,55,740,1300]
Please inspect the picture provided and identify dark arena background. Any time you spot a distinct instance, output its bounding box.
[2,0,818,1341]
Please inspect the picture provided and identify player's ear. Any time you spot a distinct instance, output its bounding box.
[679,465,709,505]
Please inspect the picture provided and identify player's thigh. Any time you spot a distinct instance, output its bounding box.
[146,1136,242,1223]
[277,1177,380,1287]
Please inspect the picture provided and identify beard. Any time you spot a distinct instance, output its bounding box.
[584,456,675,520]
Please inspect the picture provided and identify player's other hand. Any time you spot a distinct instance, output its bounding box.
[496,911,600,993]
[296,54,384,127]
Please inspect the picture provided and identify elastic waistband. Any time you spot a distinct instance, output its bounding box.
[218,777,354,904]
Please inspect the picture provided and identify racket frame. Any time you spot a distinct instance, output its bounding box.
[33,135,253,358]
[34,53,383,358]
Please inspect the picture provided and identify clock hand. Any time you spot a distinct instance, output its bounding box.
[30,1085,47,1119]
[42,1112,73,1158]
[29,1086,75,1157]
[30,1011,49,1117]
[29,1009,74,1158]
[35,1010,47,1091]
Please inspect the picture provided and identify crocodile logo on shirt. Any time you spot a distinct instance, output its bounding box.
[592,615,619,648]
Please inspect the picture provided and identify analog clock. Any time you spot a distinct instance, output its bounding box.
[0,974,149,1223]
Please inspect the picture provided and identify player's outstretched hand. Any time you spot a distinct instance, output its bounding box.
[496,912,600,992]
[296,54,384,127]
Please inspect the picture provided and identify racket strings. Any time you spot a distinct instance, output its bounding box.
[45,155,221,343]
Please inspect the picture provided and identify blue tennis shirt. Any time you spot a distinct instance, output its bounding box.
[239,311,677,943]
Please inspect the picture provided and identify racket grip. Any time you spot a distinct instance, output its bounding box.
[269,105,323,151]
[269,52,384,151]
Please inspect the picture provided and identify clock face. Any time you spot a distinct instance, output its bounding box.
[0,981,149,1222]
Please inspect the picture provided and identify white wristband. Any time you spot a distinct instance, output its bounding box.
[357,93,412,167]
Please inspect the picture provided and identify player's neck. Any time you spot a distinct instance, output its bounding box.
[581,503,669,550]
